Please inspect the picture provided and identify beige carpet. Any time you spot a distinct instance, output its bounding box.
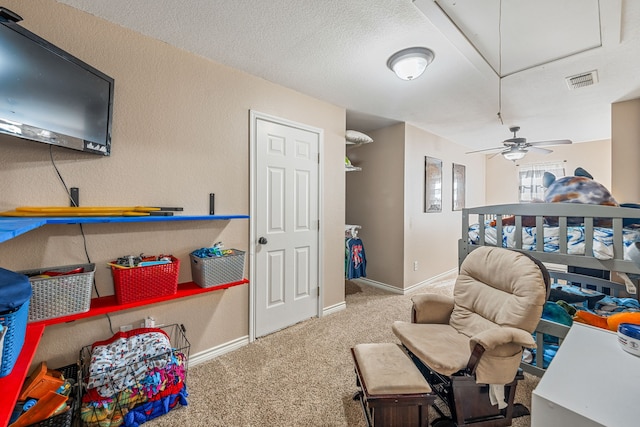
[145,280,540,427]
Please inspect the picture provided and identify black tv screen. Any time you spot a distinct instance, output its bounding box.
[0,9,114,155]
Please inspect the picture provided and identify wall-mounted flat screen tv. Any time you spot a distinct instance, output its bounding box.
[0,8,114,156]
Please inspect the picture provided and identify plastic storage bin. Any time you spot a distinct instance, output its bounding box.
[111,256,180,304]
[19,264,95,322]
[0,267,31,378]
[190,249,245,288]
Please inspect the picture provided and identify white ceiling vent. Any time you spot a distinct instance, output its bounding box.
[565,70,599,90]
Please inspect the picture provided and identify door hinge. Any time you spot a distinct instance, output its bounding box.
[317,153,320,164]
[317,287,320,297]
[317,219,320,231]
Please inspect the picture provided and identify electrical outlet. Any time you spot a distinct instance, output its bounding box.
[120,324,133,332]
[413,261,419,271]
[144,316,155,328]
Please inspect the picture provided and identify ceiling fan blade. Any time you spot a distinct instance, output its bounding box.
[528,146,553,154]
[529,139,572,147]
[465,146,504,154]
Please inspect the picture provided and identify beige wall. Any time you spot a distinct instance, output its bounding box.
[485,139,612,205]
[612,98,640,204]
[0,0,345,368]
[404,124,485,286]
[345,123,486,290]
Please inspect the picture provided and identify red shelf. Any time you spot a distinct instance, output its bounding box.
[30,279,249,327]
[0,323,45,427]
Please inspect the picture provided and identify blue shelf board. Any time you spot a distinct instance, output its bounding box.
[0,214,249,243]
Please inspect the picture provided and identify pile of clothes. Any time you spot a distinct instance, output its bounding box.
[80,327,188,427]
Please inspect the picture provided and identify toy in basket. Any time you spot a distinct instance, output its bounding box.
[189,244,246,288]
[79,324,190,427]
[19,264,95,322]
[9,362,79,427]
[109,255,179,305]
[0,267,31,378]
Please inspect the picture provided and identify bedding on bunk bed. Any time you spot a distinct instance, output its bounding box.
[468,221,640,261]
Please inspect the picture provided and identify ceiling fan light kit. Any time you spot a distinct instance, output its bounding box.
[502,146,527,161]
[387,47,435,81]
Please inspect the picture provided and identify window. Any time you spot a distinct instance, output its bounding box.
[518,162,565,202]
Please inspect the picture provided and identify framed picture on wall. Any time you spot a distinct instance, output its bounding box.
[452,163,466,211]
[425,156,442,213]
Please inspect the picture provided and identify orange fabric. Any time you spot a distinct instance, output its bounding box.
[607,312,640,331]
[574,310,609,329]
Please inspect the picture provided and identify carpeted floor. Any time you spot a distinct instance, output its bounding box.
[145,280,539,426]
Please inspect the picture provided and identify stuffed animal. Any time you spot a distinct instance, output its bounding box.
[492,167,616,227]
[543,168,618,206]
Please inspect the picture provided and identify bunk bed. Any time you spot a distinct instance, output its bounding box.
[459,203,640,376]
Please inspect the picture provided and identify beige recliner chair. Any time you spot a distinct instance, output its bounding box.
[393,246,550,427]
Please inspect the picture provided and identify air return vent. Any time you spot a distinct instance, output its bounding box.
[565,70,598,90]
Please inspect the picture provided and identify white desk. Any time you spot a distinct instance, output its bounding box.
[532,323,640,427]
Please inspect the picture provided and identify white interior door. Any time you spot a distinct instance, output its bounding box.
[251,112,320,338]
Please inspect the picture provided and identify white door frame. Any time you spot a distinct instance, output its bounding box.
[248,110,324,342]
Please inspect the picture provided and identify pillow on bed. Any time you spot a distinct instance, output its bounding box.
[491,215,537,227]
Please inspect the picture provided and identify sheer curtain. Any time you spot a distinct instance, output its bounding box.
[518,162,565,202]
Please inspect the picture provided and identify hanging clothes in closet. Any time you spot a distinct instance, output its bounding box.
[345,225,367,279]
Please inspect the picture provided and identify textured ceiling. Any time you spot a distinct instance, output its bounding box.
[54,0,639,151]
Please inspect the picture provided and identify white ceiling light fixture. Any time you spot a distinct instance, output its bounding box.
[502,146,527,161]
[387,47,435,80]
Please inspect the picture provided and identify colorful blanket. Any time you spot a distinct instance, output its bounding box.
[81,328,188,427]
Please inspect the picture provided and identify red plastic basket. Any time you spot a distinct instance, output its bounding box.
[111,256,179,304]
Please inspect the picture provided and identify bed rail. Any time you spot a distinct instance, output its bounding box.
[460,203,640,275]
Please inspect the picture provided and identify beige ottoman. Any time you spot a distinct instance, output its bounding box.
[351,343,435,427]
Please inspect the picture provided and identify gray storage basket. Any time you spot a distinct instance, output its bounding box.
[19,263,95,322]
[190,250,245,288]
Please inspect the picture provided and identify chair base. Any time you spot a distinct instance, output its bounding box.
[406,350,525,427]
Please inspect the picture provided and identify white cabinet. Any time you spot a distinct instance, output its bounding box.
[531,323,640,427]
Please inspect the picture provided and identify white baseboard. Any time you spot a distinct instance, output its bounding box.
[352,268,458,295]
[352,278,405,294]
[189,335,250,367]
[322,301,346,317]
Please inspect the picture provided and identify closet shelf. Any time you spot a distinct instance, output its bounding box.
[0,214,250,244]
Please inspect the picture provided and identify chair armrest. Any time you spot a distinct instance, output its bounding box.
[465,327,536,376]
[469,327,536,351]
[411,293,455,324]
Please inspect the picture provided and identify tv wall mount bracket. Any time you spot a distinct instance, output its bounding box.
[0,7,22,23]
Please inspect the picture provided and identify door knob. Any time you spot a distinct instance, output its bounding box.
[258,237,268,244]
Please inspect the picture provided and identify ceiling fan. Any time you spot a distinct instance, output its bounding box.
[466,126,572,161]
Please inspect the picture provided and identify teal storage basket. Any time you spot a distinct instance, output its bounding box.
[0,300,30,377]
